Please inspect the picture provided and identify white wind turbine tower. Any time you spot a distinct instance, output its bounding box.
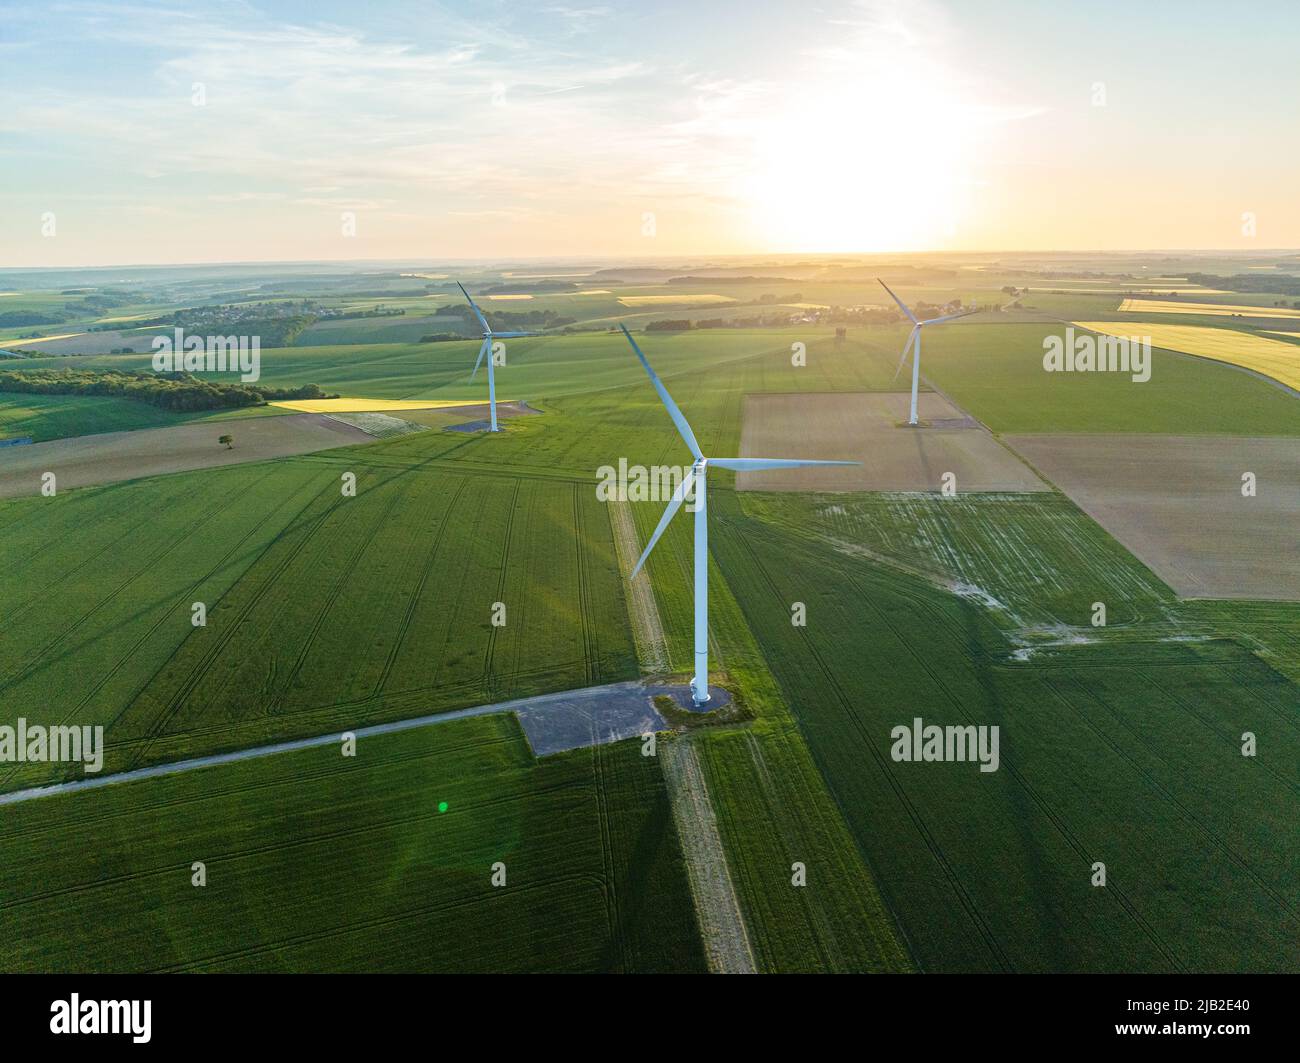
[621,325,857,706]
[878,279,975,426]
[457,282,534,432]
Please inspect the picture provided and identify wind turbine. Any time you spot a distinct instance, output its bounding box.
[878,279,975,426]
[457,282,533,432]
[621,325,857,706]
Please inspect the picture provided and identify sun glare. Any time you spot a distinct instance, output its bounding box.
[745,53,979,252]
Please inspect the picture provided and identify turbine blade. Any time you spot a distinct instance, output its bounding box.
[920,309,977,326]
[630,468,697,578]
[893,326,919,381]
[457,281,491,333]
[710,457,859,471]
[470,336,490,381]
[619,324,704,461]
[490,331,533,338]
[877,279,919,325]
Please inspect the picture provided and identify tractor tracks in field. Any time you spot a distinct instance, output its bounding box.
[483,480,523,700]
[126,472,396,764]
[573,484,600,686]
[720,521,1012,971]
[373,478,472,697]
[841,562,1187,972]
[123,443,477,761]
[267,485,407,714]
[588,738,629,970]
[0,478,255,695]
[157,873,601,973]
[0,482,194,625]
[1048,673,1300,921]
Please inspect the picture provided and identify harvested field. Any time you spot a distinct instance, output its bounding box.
[324,411,427,438]
[736,392,1047,493]
[0,413,371,498]
[395,401,534,429]
[1006,434,1300,600]
[0,327,168,355]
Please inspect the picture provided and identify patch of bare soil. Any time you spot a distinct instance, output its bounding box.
[1006,433,1300,600]
[737,392,1046,493]
[0,413,372,498]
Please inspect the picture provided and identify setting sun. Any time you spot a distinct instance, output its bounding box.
[746,51,981,251]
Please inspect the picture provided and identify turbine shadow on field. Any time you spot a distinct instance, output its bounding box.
[959,602,1070,970]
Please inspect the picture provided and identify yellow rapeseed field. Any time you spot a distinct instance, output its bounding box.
[1074,321,1300,391]
[1117,298,1300,318]
[0,332,86,344]
[618,294,735,307]
[269,397,498,414]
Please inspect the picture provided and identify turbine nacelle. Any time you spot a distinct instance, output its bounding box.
[878,277,975,425]
[456,281,538,432]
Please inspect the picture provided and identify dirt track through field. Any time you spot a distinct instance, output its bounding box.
[660,739,757,974]
[0,413,372,498]
[608,496,752,971]
[608,498,669,672]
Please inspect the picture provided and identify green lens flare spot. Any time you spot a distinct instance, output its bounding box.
[437,801,449,813]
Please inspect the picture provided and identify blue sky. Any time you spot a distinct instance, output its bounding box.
[2,0,1297,265]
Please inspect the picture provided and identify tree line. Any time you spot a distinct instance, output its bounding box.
[0,368,335,412]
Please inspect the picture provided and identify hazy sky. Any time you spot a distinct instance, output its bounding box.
[2,0,1297,266]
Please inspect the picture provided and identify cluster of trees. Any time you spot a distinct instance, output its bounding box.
[696,313,814,328]
[481,280,576,294]
[646,314,807,331]
[822,305,906,325]
[75,292,135,313]
[1,292,137,329]
[433,305,576,330]
[0,310,64,328]
[644,301,957,331]
[331,306,406,320]
[1186,272,1300,298]
[667,275,803,285]
[0,369,334,412]
[225,315,315,347]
